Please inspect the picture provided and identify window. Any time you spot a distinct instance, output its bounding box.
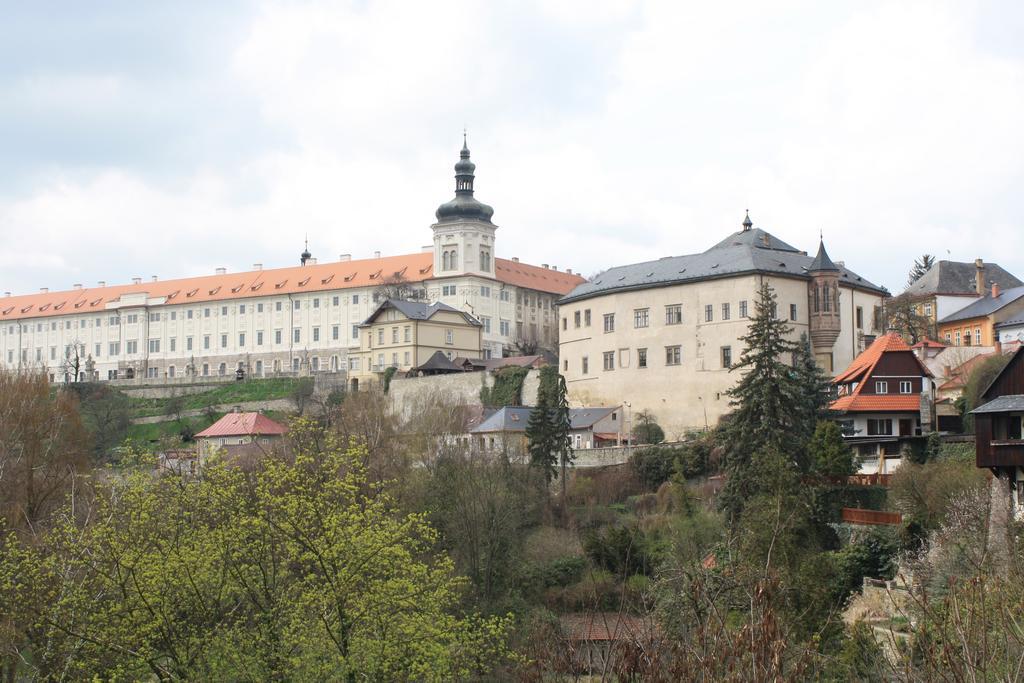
[721,346,732,368]
[945,332,951,344]
[202,364,209,376]
[149,313,160,322]
[294,357,301,371]
[637,348,648,368]
[391,327,398,343]
[876,381,888,394]
[276,301,282,311]
[352,325,359,339]
[584,309,591,327]
[603,351,615,371]
[126,340,138,355]
[221,334,228,348]
[500,290,511,302]
[665,345,681,365]
[332,325,339,341]
[204,308,210,318]
[574,310,581,328]
[312,356,320,371]
[479,248,491,271]
[955,330,961,346]
[867,419,893,436]
[94,343,101,357]
[221,306,228,316]
[313,327,321,342]
[218,363,227,376]
[258,303,264,312]
[634,308,649,328]
[293,328,301,343]
[168,366,175,378]
[377,329,384,345]
[291,300,300,311]
[169,337,176,352]
[239,304,246,314]
[257,331,264,346]
[442,285,456,296]
[603,313,615,333]
[924,303,933,316]
[563,359,568,371]
[239,332,246,347]
[109,342,121,356]
[147,367,158,379]
[127,314,138,324]
[186,336,193,351]
[705,304,713,322]
[445,329,454,345]
[770,302,778,319]
[204,335,210,350]
[187,310,193,320]
[665,304,682,325]
[562,317,567,331]
[352,294,359,305]
[856,306,864,329]
[275,330,282,344]
[109,315,120,325]
[480,285,491,298]
[739,300,748,318]
[500,320,510,336]
[313,298,320,309]
[964,329,972,346]
[975,327,982,344]
[722,303,730,320]
[404,351,410,365]
[899,380,912,394]
[49,346,56,360]
[332,296,339,306]
[789,304,797,321]
[481,316,491,333]
[581,356,589,374]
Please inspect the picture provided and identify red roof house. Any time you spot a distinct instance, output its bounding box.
[830,333,935,472]
[195,412,288,461]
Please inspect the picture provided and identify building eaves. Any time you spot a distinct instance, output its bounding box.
[938,285,1024,324]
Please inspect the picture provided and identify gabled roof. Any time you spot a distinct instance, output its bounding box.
[560,223,886,305]
[831,333,932,412]
[938,285,1024,324]
[195,412,288,438]
[903,260,1023,298]
[413,350,465,373]
[937,352,997,392]
[911,338,948,349]
[971,394,1024,414]
[0,254,584,322]
[472,406,618,433]
[360,299,481,327]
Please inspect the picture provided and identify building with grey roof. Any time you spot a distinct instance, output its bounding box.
[901,258,1024,329]
[557,213,888,434]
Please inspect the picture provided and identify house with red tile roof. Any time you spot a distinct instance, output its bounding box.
[830,333,936,473]
[195,411,288,459]
[0,140,584,386]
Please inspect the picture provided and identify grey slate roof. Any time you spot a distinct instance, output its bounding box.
[361,299,481,326]
[809,240,839,272]
[560,226,887,305]
[903,260,1023,297]
[971,395,1024,414]
[472,406,618,433]
[413,350,465,373]
[938,285,1024,324]
[996,315,1024,329]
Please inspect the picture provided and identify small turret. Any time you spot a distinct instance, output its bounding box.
[300,237,312,266]
[807,237,841,362]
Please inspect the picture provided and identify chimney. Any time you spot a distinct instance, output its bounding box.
[995,339,1003,355]
[511,257,519,263]
[542,263,549,269]
[975,258,985,295]
[992,282,1001,298]
[552,265,558,271]
[2,292,9,297]
[566,268,573,275]
[97,281,105,287]
[151,275,158,282]
[339,254,351,262]
[215,267,226,276]
[374,250,381,259]
[253,263,262,270]
[131,277,142,285]
[73,283,82,290]
[40,287,48,293]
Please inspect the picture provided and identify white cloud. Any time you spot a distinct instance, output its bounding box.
[1,0,1023,296]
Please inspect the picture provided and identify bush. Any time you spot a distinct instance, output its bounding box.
[582,524,664,577]
[480,366,529,407]
[630,447,676,488]
[833,528,898,601]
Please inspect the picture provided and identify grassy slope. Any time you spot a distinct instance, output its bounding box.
[128,378,303,418]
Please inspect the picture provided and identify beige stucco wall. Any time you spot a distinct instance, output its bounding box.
[559,274,884,436]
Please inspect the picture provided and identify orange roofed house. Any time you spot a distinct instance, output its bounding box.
[194,411,288,460]
[830,333,936,473]
[0,139,585,388]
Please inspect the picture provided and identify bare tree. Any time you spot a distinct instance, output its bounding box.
[375,272,426,302]
[60,339,86,383]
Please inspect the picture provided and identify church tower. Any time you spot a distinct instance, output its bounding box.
[431,135,497,278]
[807,238,842,371]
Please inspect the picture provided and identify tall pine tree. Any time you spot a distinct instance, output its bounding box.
[791,332,835,471]
[527,366,573,497]
[718,283,803,521]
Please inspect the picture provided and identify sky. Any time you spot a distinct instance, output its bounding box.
[2,0,1023,297]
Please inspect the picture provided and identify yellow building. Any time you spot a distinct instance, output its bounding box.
[350,299,482,388]
[937,284,1024,348]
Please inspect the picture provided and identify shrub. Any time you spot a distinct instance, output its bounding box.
[480,366,529,407]
[582,524,663,577]
[630,447,676,488]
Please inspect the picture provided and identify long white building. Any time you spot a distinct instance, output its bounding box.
[0,141,584,387]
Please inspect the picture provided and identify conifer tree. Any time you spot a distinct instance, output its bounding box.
[791,332,835,470]
[526,366,573,497]
[718,283,802,521]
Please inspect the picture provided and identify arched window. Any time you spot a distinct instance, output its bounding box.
[442,251,450,270]
[480,248,491,271]
[450,249,458,269]
[823,285,831,312]
[813,286,820,313]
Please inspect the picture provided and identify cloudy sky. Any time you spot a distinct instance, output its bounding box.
[2,0,1023,297]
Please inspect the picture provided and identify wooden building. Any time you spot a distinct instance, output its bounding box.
[972,347,1024,514]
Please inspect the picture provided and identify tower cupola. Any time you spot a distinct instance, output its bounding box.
[435,134,495,224]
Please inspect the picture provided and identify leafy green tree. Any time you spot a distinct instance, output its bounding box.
[718,283,803,521]
[0,419,512,680]
[808,420,856,477]
[632,410,665,445]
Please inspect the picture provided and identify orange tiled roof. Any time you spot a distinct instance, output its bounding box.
[830,333,931,413]
[0,252,585,322]
[195,412,288,438]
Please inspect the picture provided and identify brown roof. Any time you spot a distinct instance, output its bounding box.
[0,254,584,322]
[831,333,931,413]
[195,412,288,438]
[559,613,655,642]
